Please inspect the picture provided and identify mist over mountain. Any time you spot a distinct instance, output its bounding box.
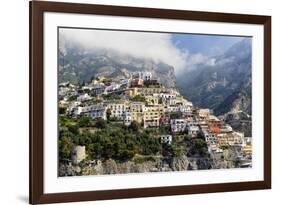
[58,39,176,88]
[176,38,252,116]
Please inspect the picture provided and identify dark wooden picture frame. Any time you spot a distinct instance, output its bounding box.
[30,1,271,204]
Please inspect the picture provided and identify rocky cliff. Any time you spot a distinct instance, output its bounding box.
[59,154,221,176]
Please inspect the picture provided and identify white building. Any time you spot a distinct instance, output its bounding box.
[220,124,233,133]
[91,83,105,96]
[202,130,217,145]
[182,99,193,107]
[107,102,127,120]
[59,86,70,96]
[197,108,211,119]
[166,105,180,113]
[201,130,222,153]
[120,79,130,87]
[187,124,200,137]
[171,119,186,133]
[133,71,152,81]
[66,101,81,114]
[73,104,106,119]
[208,115,220,122]
[77,93,91,102]
[81,85,93,91]
[89,104,107,120]
[104,83,120,94]
[153,93,176,103]
[123,111,132,125]
[179,105,192,113]
[59,99,68,106]
[161,135,172,144]
[73,106,86,116]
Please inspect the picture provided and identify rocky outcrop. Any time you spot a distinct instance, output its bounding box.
[103,159,118,174]
[59,154,217,176]
[59,163,82,176]
[71,145,86,165]
[170,155,189,171]
[210,147,242,169]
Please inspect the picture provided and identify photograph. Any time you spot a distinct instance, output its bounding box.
[28,1,271,203]
[58,27,253,177]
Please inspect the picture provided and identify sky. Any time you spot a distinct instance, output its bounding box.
[60,28,248,74]
[172,34,245,57]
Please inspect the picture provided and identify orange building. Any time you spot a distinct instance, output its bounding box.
[209,126,221,133]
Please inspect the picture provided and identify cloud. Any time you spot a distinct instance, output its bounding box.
[60,28,189,73]
[185,53,216,70]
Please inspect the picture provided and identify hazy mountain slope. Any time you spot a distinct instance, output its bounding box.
[176,38,252,115]
[58,41,176,88]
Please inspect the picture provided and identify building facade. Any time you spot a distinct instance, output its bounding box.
[171,119,187,133]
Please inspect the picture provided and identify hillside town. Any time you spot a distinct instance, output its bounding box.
[58,71,252,175]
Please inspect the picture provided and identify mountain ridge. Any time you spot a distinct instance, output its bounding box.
[176,38,252,116]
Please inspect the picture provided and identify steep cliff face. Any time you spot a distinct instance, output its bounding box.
[59,42,176,88]
[214,76,252,115]
[58,154,216,176]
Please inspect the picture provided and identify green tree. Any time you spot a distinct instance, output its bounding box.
[68,124,79,135]
[106,109,112,121]
[95,119,107,129]
[59,136,74,160]
[68,95,78,101]
[171,146,181,157]
[78,116,91,127]
[103,142,115,159]
[59,106,67,115]
[118,150,135,161]
[189,138,208,156]
[128,121,141,132]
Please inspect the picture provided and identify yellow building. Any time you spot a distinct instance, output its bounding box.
[106,101,128,120]
[125,88,140,97]
[216,132,243,146]
[242,144,252,155]
[130,102,145,124]
[145,95,159,105]
[143,105,165,128]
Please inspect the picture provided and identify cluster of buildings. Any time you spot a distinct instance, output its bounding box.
[59,71,252,162]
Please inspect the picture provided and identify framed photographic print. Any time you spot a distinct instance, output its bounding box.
[29,0,271,204]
